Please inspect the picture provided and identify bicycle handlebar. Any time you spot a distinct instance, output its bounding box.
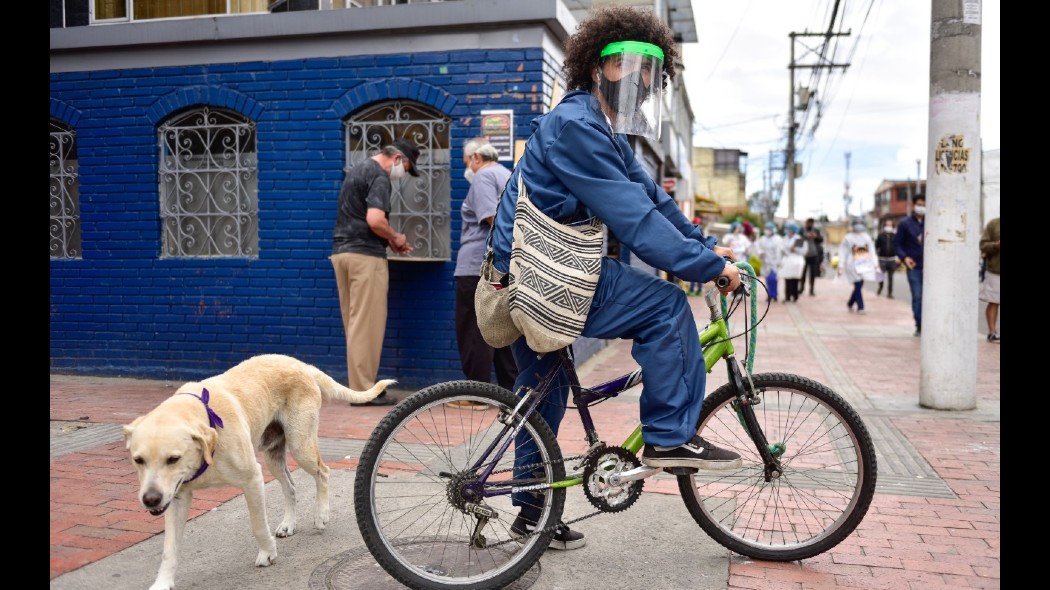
[715,258,751,297]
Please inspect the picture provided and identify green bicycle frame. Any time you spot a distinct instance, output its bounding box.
[551,263,753,486]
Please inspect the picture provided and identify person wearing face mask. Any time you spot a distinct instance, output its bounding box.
[779,222,806,302]
[722,221,753,265]
[483,5,742,551]
[839,219,878,314]
[874,219,898,298]
[330,138,419,406]
[894,195,926,336]
[800,218,825,296]
[461,136,487,184]
[756,222,783,301]
[449,141,518,410]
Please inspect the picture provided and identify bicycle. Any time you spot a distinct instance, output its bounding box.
[354,262,877,589]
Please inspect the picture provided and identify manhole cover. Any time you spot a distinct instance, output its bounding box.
[309,540,540,589]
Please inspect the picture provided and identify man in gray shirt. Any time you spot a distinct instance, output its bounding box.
[451,142,518,409]
[331,138,419,406]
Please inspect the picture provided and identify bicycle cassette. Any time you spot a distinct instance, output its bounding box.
[582,446,644,513]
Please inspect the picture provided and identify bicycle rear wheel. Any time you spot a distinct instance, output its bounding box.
[678,373,877,561]
[354,380,565,590]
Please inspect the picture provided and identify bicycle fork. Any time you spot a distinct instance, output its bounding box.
[725,356,784,481]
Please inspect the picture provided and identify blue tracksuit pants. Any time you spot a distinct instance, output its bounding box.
[512,256,707,510]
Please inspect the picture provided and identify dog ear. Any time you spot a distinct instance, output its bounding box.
[192,425,219,466]
[123,416,144,449]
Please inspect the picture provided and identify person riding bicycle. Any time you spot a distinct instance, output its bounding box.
[486,5,743,550]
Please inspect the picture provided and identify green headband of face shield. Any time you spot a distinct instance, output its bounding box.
[594,41,666,141]
[600,41,665,61]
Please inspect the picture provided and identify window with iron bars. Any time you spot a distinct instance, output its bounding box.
[159,106,259,257]
[345,100,451,261]
[50,118,81,260]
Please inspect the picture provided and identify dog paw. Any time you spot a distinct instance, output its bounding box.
[315,510,330,531]
[149,581,174,590]
[255,549,277,567]
[275,522,296,538]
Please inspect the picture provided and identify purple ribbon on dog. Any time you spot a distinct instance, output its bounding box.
[179,388,224,482]
[181,388,224,430]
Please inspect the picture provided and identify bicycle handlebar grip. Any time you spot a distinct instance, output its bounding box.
[715,256,734,289]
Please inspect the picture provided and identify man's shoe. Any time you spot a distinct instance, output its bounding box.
[913,328,921,337]
[641,435,742,470]
[510,511,586,551]
[350,392,396,407]
[987,332,1000,343]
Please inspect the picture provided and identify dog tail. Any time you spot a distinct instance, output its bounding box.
[312,367,397,404]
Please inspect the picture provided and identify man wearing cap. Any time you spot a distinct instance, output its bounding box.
[330,138,420,406]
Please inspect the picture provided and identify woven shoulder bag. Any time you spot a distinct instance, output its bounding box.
[508,174,604,353]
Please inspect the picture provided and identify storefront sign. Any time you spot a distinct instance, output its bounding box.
[481,109,514,162]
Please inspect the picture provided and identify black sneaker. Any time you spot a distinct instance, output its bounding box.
[510,510,586,551]
[641,435,742,470]
[987,332,1000,343]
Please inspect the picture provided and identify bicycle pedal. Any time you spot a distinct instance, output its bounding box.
[664,467,699,475]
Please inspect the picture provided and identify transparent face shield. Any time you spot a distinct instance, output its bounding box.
[592,41,665,140]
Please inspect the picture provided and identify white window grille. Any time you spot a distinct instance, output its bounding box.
[345,101,451,261]
[50,118,81,260]
[159,107,258,257]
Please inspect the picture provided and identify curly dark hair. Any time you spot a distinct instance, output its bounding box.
[562,5,680,92]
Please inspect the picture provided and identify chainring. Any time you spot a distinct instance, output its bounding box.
[582,445,644,513]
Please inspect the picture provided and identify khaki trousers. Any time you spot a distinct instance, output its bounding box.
[331,252,388,391]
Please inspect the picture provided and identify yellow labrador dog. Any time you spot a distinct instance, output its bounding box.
[123,354,395,590]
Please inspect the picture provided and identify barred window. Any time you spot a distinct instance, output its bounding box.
[50,118,81,260]
[159,106,258,257]
[345,101,451,261]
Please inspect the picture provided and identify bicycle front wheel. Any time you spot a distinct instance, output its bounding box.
[678,373,877,561]
[354,380,566,590]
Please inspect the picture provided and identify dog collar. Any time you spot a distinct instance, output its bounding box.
[179,388,224,482]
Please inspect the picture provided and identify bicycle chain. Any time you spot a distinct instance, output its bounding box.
[481,447,634,548]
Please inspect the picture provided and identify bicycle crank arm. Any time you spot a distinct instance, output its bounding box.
[607,464,661,486]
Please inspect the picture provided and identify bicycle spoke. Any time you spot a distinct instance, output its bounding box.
[356,382,566,588]
[679,374,876,561]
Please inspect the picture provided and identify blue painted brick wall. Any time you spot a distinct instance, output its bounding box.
[49,48,555,388]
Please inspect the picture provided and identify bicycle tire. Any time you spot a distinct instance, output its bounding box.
[354,380,566,590]
[677,372,877,561]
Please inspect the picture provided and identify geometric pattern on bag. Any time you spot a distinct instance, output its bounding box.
[508,174,604,353]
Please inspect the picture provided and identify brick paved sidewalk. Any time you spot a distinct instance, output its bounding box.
[50,273,999,588]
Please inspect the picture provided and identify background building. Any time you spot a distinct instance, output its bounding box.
[873,179,927,226]
[691,146,747,221]
[50,0,698,386]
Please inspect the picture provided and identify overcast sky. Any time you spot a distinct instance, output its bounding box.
[680,0,999,222]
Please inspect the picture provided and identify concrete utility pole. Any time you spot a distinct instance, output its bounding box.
[786,30,850,220]
[921,0,982,410]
